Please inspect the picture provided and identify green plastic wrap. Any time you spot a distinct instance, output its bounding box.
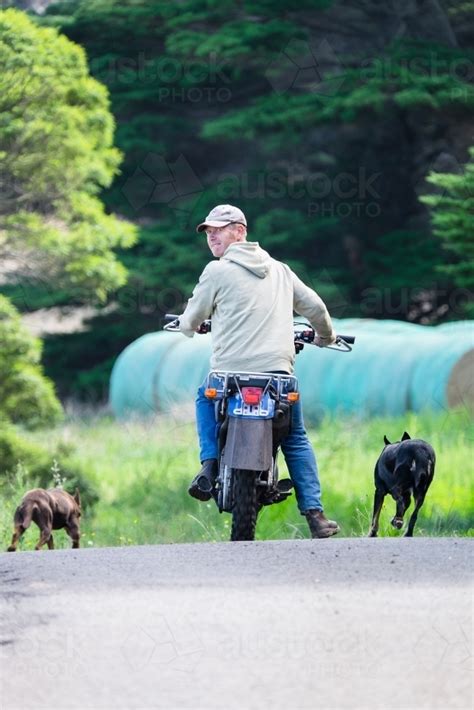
[109,320,473,419]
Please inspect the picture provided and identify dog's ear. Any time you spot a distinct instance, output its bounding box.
[73,488,81,508]
[402,431,411,441]
[383,435,391,446]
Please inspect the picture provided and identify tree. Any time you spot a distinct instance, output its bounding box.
[0,8,137,420]
[420,147,474,315]
[16,0,473,398]
[0,294,61,427]
[43,0,472,315]
[0,9,137,303]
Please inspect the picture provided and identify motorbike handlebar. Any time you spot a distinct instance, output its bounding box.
[337,334,355,344]
[164,315,355,350]
[163,314,211,334]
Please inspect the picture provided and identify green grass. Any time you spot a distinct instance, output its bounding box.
[2,408,473,550]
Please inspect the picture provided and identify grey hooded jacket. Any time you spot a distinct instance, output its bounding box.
[179,241,336,373]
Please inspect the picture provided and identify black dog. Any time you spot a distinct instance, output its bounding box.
[369,432,435,537]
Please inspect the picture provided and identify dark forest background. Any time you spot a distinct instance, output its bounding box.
[2,0,473,402]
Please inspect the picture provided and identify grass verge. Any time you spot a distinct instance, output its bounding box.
[2,407,472,550]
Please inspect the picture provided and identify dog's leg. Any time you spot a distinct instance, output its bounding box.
[403,490,411,511]
[34,505,52,550]
[66,523,80,549]
[368,488,385,537]
[47,534,55,550]
[406,464,434,536]
[392,491,411,530]
[7,503,35,552]
[7,525,25,552]
[390,487,408,530]
[405,492,427,537]
[35,526,53,550]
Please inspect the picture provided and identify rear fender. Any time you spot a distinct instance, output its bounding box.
[222,417,273,471]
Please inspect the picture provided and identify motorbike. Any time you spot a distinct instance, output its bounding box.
[164,314,354,541]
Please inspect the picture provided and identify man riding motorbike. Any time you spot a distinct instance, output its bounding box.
[177,204,339,538]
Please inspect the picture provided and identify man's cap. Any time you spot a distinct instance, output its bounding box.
[196,204,247,233]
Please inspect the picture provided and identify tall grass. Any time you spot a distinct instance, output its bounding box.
[0,462,35,551]
[2,408,473,550]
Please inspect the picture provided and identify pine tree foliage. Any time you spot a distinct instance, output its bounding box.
[421,147,474,309]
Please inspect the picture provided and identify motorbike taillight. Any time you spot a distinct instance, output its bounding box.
[241,387,263,405]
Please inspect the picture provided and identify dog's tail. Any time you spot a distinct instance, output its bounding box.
[14,503,37,530]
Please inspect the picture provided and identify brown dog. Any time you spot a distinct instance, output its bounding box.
[7,488,82,551]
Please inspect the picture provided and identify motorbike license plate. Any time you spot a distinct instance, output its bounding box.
[228,392,275,419]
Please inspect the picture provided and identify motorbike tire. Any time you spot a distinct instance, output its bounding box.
[231,469,258,541]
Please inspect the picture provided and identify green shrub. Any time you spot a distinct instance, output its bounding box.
[0,420,98,510]
[0,295,63,427]
[24,410,471,547]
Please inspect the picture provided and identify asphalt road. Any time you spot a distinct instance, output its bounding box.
[0,538,472,710]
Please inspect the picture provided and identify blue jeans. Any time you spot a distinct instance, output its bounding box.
[195,382,323,513]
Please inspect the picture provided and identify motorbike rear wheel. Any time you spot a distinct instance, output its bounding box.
[230,469,258,541]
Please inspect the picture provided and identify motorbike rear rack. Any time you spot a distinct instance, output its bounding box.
[206,370,299,401]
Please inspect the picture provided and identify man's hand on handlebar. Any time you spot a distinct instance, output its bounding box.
[313,334,337,348]
[196,320,211,334]
[293,322,355,352]
[163,313,211,334]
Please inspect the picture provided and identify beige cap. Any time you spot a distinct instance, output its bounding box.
[196,204,247,233]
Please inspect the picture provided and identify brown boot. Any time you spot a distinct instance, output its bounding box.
[305,509,340,538]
